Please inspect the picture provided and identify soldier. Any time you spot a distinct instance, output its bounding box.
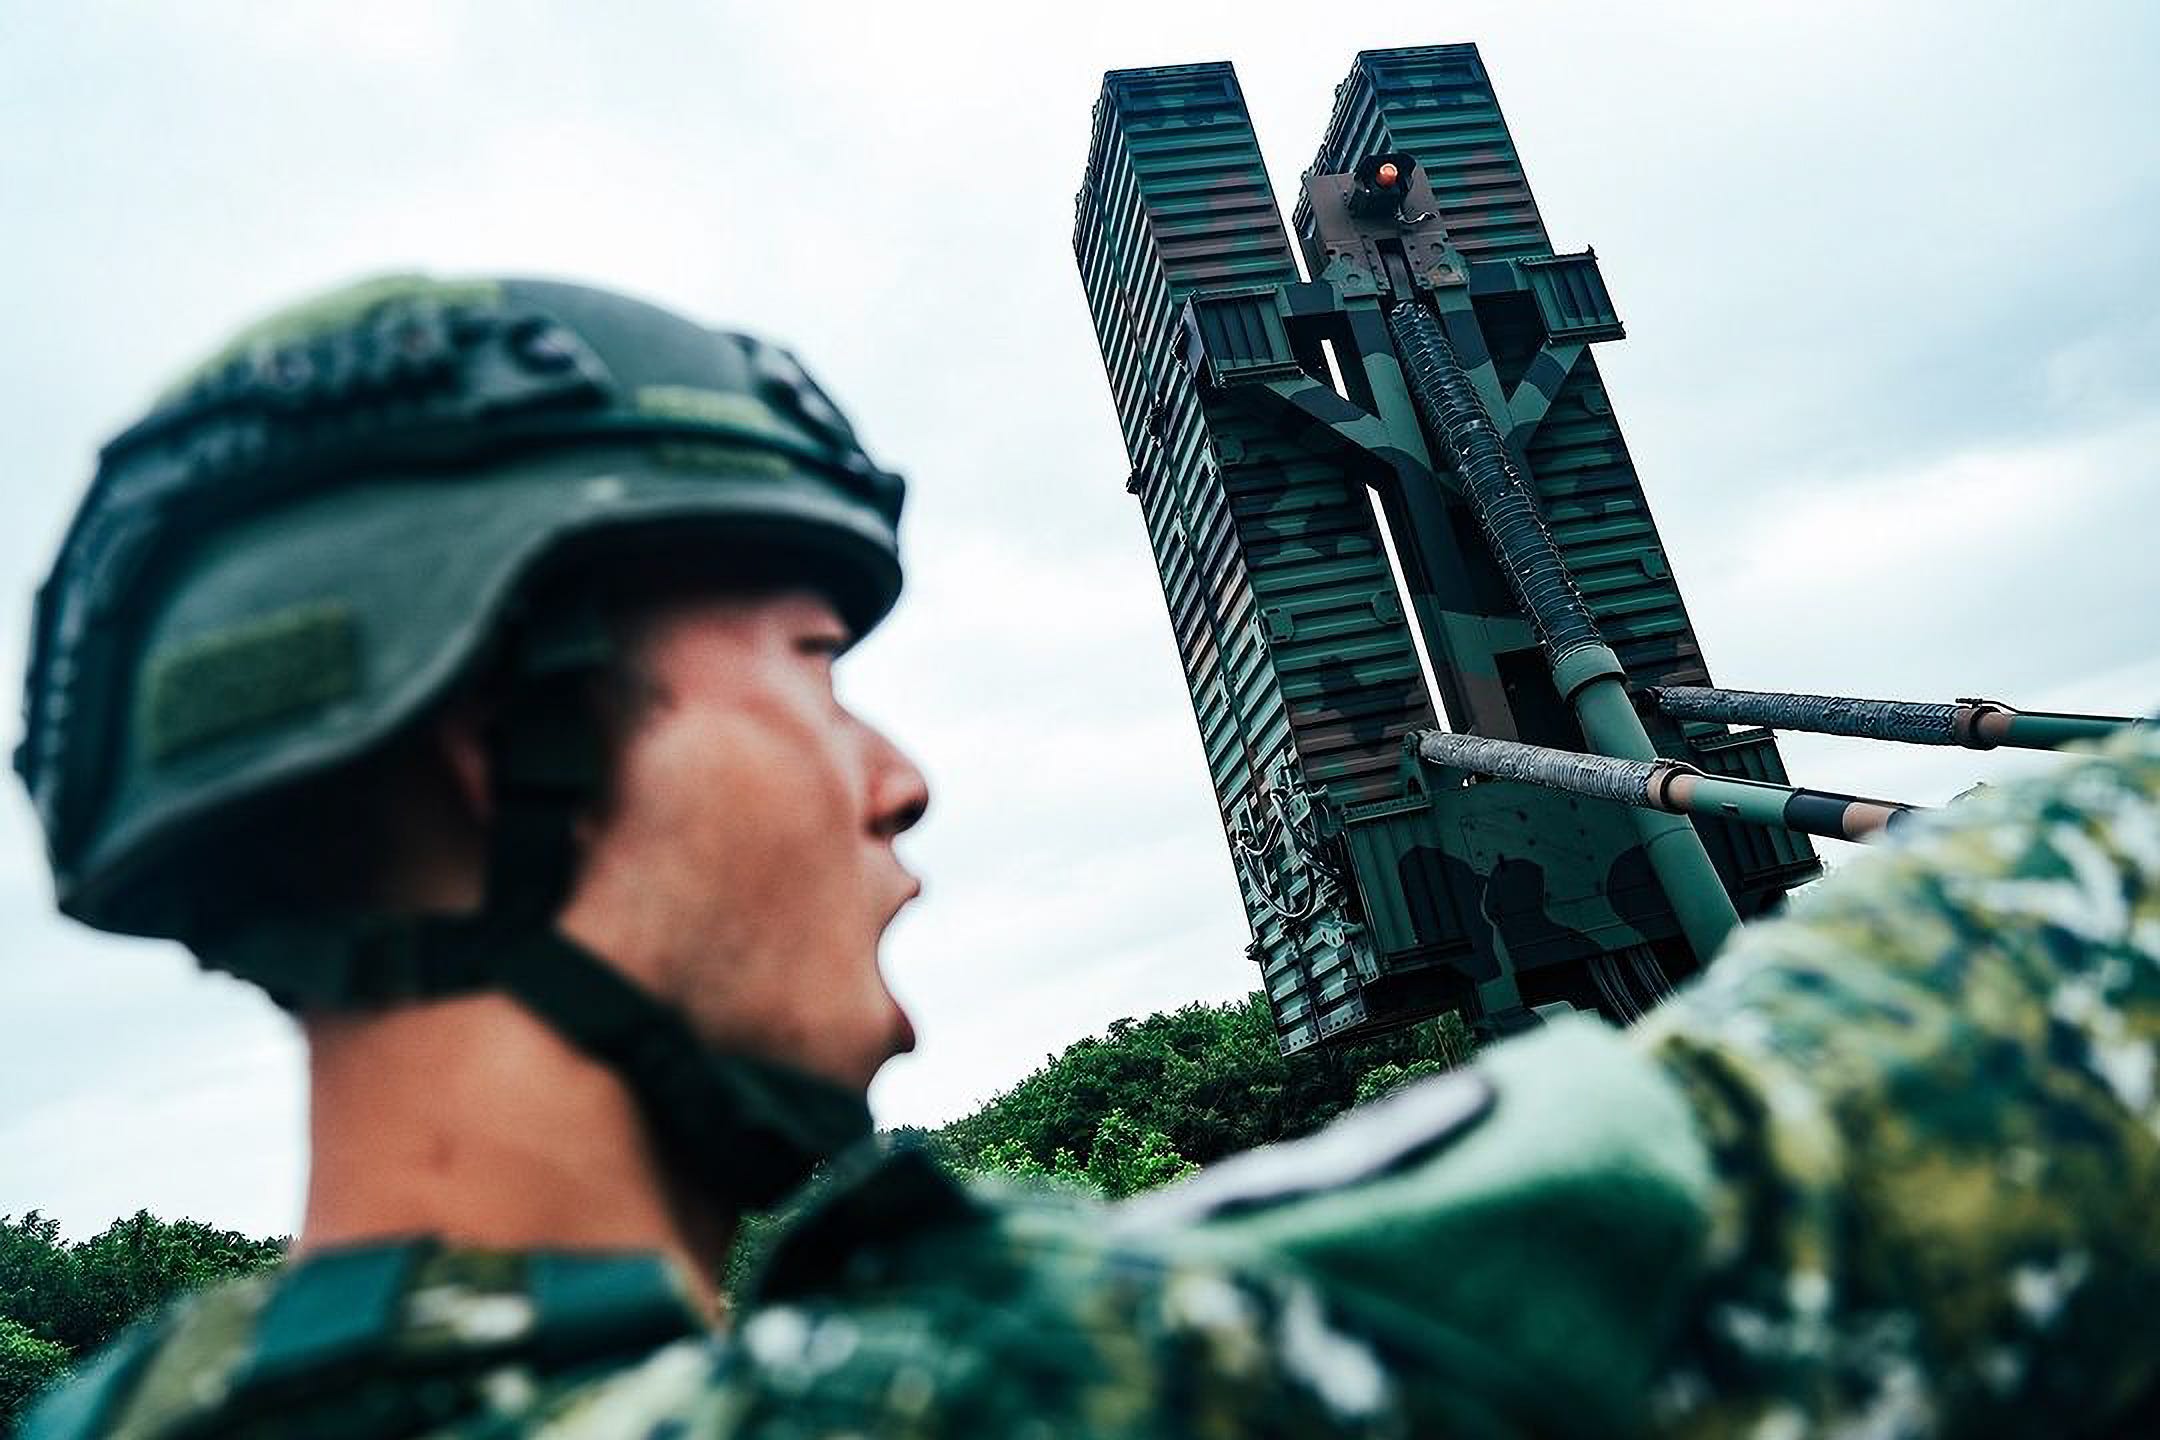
[17,275,2158,1438]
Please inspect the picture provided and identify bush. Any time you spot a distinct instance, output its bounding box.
[1352,1058,1451,1106]
[972,1108,1198,1199]
[0,1316,70,1429]
[0,1210,285,1432]
[940,992,1477,1179]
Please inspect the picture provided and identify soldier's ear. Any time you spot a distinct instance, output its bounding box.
[430,692,494,827]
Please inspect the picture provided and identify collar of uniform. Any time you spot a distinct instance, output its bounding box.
[747,1140,985,1302]
[262,1240,708,1372]
[38,1240,711,1440]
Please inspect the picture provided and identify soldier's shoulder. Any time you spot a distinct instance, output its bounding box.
[519,1146,1399,1435]
[714,1142,1420,1435]
[22,1151,1402,1437]
[19,1243,709,1440]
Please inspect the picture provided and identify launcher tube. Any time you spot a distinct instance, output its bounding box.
[1389,300,1741,957]
[1983,709,2141,750]
[1387,300,1602,666]
[1654,769,1913,843]
[1415,730,1920,843]
[1646,686,2141,752]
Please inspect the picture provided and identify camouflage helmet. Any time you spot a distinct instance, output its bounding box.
[19,274,906,940]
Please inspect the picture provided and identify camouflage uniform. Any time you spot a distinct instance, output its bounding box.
[27,729,2158,1437]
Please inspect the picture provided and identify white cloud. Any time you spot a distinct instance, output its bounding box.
[1697,415,2156,601]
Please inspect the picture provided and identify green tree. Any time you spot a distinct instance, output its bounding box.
[0,1214,68,1349]
[1079,1109,1198,1198]
[56,1212,285,1356]
[0,1316,69,1430]
[939,992,1477,1177]
[0,1210,285,1431]
[1352,1059,1450,1106]
[972,1112,1196,1199]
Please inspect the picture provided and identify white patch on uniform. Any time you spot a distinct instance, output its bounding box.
[2098,791,2160,878]
[1647,1365,1709,1423]
[1978,1345,2027,1396]
[1788,1270,1832,1323]
[1977,824,2129,943]
[1825,1354,1935,1440]
[2009,1251,2091,1329]
[1163,1271,1255,1333]
[2048,975,2098,1027]
[1716,1305,1784,1359]
[739,1307,862,1394]
[1715,1291,1837,1367]
[1717,1006,1779,1057]
[581,475,628,503]
[2094,1037,2156,1119]
[1749,1406,1808,1440]
[1274,1282,1389,1420]
[2050,975,2156,1116]
[741,1306,812,1371]
[1764,1071,1833,1144]
[408,1288,537,1344]
[886,1363,937,1419]
[2052,823,2134,931]
[1162,1271,1264,1378]
[479,1365,538,1415]
[540,1340,710,1435]
[2001,1145,2046,1187]
[803,1316,861,1375]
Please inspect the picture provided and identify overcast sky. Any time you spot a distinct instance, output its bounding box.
[3,1,2155,1240]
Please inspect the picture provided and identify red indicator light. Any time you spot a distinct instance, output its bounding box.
[1376,162,1400,187]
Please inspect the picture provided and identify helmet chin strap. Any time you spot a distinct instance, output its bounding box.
[194,601,873,1214]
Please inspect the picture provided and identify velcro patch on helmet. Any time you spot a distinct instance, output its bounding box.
[144,602,359,764]
[649,441,793,478]
[636,384,789,436]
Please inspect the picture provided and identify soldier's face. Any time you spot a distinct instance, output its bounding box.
[558,588,927,1092]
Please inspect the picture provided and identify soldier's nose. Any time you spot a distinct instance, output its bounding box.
[869,731,930,839]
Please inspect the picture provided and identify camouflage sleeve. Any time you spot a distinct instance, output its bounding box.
[1634,730,2160,1435]
[1127,730,2158,1437]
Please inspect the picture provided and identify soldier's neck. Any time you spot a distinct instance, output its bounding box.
[298,994,733,1321]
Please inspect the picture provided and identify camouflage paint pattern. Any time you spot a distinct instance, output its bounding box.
[1076,65,1443,1049]
[1074,52,1817,1050]
[1633,726,2160,1435]
[30,727,2159,1436]
[1298,47,1819,868]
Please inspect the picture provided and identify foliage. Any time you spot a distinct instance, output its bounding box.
[1074,1108,1200,1197]
[1352,1058,1452,1106]
[971,1136,1088,1188]
[972,1107,1198,1198]
[0,1210,286,1430]
[730,992,1470,1295]
[940,992,1475,1177]
[0,1317,69,1432]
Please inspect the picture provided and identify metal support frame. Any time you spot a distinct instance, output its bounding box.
[1177,186,1744,965]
